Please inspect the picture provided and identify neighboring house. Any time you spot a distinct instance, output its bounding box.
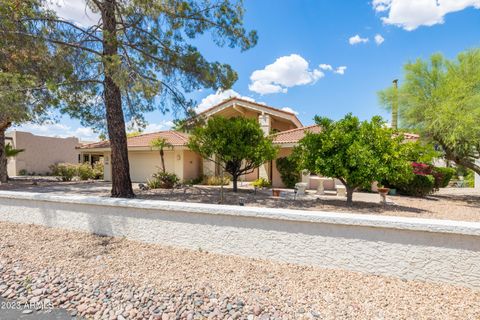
[5,131,81,176]
[80,97,307,187]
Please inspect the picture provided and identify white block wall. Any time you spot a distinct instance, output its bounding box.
[0,191,479,289]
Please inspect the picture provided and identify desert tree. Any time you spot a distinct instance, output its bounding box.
[378,49,480,175]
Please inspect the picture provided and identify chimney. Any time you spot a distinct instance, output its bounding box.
[392,79,399,130]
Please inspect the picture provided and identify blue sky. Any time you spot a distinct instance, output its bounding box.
[17,0,480,140]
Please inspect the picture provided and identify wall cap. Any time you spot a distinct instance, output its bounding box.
[1,190,479,236]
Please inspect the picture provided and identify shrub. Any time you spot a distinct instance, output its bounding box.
[202,175,230,186]
[77,163,94,180]
[397,174,435,197]
[252,177,271,188]
[432,167,456,188]
[147,172,179,189]
[92,160,104,180]
[49,163,77,182]
[18,169,28,176]
[183,176,203,185]
[275,156,300,189]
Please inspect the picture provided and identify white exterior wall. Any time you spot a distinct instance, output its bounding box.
[0,191,479,289]
[102,150,201,183]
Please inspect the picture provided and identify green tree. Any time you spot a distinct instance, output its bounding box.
[0,0,72,183]
[150,137,173,173]
[378,49,480,174]
[188,116,278,192]
[6,0,257,197]
[298,114,413,205]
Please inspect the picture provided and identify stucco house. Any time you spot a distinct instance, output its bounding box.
[6,131,81,176]
[80,97,315,187]
[80,97,433,189]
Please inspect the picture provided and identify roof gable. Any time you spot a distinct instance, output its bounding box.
[198,97,303,128]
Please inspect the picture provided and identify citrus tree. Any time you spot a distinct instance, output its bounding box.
[298,114,413,205]
[188,117,278,192]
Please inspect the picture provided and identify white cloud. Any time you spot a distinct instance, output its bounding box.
[372,0,480,31]
[281,107,299,115]
[319,64,333,71]
[196,89,255,113]
[349,34,369,45]
[14,122,98,141]
[249,54,324,95]
[45,0,100,26]
[334,66,347,75]
[374,34,385,45]
[143,121,174,133]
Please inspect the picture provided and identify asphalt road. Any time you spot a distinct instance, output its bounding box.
[0,298,78,319]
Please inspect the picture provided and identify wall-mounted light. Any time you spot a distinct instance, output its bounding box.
[176,154,181,160]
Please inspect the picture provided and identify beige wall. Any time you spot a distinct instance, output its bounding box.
[182,150,202,181]
[6,131,80,176]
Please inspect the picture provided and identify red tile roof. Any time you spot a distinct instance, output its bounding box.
[80,131,190,149]
[271,125,321,144]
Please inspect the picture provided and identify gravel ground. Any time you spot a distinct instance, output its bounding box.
[1,222,479,320]
[137,186,480,222]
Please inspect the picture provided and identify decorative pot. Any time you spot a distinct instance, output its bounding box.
[378,187,390,204]
[272,189,281,197]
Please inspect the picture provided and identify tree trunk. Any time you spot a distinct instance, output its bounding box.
[232,175,238,192]
[445,153,480,175]
[160,150,165,173]
[0,125,9,183]
[346,186,354,206]
[102,0,134,198]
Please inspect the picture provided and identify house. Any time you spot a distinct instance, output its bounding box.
[80,97,312,187]
[80,97,431,189]
[5,131,81,176]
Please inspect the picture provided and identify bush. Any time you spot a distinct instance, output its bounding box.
[432,167,456,188]
[397,174,435,197]
[202,175,230,186]
[147,172,179,189]
[275,156,300,188]
[77,163,94,180]
[49,163,77,182]
[92,160,104,180]
[252,177,271,188]
[18,169,28,176]
[183,176,203,185]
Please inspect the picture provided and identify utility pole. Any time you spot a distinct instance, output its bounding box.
[392,79,399,130]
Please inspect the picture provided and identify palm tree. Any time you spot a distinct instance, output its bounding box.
[150,138,173,173]
[5,143,24,158]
